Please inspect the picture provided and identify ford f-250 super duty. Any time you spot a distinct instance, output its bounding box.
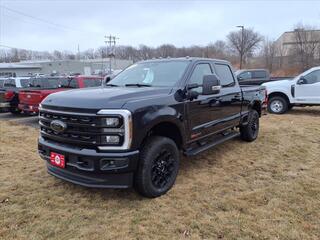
[38,58,267,198]
[263,66,320,114]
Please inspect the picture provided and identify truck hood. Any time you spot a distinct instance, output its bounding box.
[262,79,293,88]
[42,86,172,110]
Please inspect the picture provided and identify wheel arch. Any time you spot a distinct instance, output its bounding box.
[140,121,184,150]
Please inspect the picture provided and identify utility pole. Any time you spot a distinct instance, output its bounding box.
[104,35,119,74]
[236,25,244,69]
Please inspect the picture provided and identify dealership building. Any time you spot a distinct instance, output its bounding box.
[0,58,133,77]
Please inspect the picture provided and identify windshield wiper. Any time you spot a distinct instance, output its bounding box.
[125,83,152,87]
[105,83,119,87]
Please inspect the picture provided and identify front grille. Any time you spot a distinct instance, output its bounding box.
[39,108,125,147]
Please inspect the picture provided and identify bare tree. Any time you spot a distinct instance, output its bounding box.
[227,28,263,69]
[292,23,320,70]
[262,39,276,72]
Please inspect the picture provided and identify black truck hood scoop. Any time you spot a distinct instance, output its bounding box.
[42,86,172,110]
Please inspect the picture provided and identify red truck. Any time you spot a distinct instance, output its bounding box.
[18,75,103,114]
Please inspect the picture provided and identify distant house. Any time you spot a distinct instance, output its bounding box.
[274,29,320,58]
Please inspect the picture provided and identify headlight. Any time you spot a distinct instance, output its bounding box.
[97,109,132,150]
[104,117,120,127]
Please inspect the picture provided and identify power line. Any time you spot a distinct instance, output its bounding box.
[0,4,90,34]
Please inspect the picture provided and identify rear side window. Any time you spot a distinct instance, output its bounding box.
[214,64,235,87]
[252,71,267,79]
[188,63,212,93]
[4,79,16,87]
[83,79,102,87]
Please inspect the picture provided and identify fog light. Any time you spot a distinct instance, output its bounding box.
[105,117,120,127]
[106,135,120,144]
[100,158,129,170]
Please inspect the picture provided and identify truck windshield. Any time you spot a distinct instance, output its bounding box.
[108,61,189,87]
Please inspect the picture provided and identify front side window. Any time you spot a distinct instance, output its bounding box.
[304,70,320,84]
[188,63,212,93]
[214,64,235,87]
[238,71,252,80]
[108,61,189,87]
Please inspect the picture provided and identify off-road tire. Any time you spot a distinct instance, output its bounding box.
[135,136,179,198]
[240,110,259,142]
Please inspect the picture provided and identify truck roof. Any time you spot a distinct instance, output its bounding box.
[139,57,230,65]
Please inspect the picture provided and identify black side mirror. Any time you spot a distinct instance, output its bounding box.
[202,74,221,95]
[297,76,306,85]
[105,76,111,83]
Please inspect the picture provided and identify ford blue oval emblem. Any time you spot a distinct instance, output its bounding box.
[50,120,67,133]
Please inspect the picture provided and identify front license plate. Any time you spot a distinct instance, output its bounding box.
[50,152,65,168]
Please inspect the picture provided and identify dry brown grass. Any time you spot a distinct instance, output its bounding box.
[0,107,320,240]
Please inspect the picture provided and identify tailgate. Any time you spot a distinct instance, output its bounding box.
[19,91,43,105]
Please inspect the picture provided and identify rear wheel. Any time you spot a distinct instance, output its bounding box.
[268,96,288,114]
[240,110,259,142]
[135,136,180,198]
[9,107,21,115]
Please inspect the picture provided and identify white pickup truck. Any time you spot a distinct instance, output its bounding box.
[262,67,320,114]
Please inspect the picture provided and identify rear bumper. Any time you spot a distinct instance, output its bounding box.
[0,102,10,109]
[38,137,139,188]
[18,103,39,113]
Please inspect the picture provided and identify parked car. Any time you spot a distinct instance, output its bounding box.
[262,66,320,114]
[0,77,32,114]
[236,69,293,85]
[19,75,103,114]
[38,58,267,198]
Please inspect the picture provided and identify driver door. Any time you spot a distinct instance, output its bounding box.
[295,70,320,104]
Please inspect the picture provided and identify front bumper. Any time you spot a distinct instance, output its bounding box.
[18,103,39,113]
[38,137,139,188]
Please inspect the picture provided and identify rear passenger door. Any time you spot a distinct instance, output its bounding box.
[213,63,242,129]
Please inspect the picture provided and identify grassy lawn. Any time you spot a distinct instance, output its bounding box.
[0,107,320,240]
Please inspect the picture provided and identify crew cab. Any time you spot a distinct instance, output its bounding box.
[236,69,292,85]
[38,58,267,198]
[262,66,320,114]
[19,75,102,114]
[0,77,32,113]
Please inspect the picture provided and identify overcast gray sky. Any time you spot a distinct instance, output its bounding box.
[0,0,319,52]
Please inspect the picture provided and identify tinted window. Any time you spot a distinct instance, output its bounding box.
[4,79,16,87]
[304,70,320,84]
[0,79,4,88]
[83,79,102,87]
[109,61,189,87]
[59,78,79,88]
[20,79,31,88]
[214,64,235,86]
[252,71,267,79]
[238,71,252,80]
[188,63,212,93]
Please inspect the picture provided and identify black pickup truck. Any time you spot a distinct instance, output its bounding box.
[38,58,267,198]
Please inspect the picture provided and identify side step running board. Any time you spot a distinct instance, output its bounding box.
[184,131,240,156]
